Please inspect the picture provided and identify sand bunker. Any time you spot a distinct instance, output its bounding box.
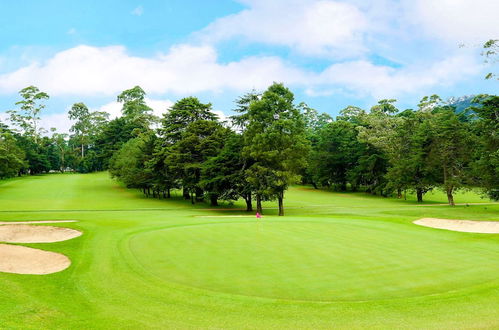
[414,218,499,234]
[0,244,70,275]
[0,225,82,243]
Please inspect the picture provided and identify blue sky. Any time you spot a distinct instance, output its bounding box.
[0,0,497,132]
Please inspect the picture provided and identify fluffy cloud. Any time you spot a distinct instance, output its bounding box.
[404,0,499,43]
[97,98,173,120]
[0,43,482,104]
[317,54,481,99]
[200,0,368,58]
[0,44,308,96]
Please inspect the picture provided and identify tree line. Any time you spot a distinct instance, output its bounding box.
[1,83,497,214]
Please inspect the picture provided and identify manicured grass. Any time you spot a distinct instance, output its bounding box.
[0,172,497,329]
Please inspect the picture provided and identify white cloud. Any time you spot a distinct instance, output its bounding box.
[96,97,174,120]
[131,5,144,16]
[0,44,308,96]
[317,53,481,99]
[405,0,499,44]
[0,43,483,104]
[40,112,73,133]
[200,0,368,58]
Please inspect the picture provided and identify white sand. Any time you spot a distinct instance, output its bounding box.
[0,244,71,275]
[414,218,499,234]
[0,225,82,243]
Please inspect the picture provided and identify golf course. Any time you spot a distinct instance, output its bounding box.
[0,172,497,329]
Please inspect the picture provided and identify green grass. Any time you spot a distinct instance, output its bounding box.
[0,172,497,329]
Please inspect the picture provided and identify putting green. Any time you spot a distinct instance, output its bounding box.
[129,220,498,301]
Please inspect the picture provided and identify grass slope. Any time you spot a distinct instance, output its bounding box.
[0,172,497,329]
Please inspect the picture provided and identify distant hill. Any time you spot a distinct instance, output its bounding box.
[447,95,479,114]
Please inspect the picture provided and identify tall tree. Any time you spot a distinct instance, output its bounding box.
[68,102,91,158]
[50,130,70,172]
[471,94,499,200]
[310,120,362,191]
[201,133,254,209]
[167,120,229,204]
[230,91,261,130]
[8,86,49,144]
[428,107,475,205]
[243,83,309,216]
[117,86,156,134]
[160,97,218,143]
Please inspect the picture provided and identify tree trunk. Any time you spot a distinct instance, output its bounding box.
[397,188,402,199]
[340,182,347,191]
[245,194,253,212]
[167,188,171,198]
[210,194,218,206]
[446,187,455,206]
[147,187,151,197]
[191,192,195,205]
[195,187,204,202]
[183,188,190,200]
[81,144,84,158]
[256,194,263,214]
[278,192,284,216]
[312,182,318,189]
[443,166,455,206]
[416,188,423,203]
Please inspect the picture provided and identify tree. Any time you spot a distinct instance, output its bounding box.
[8,86,49,144]
[109,132,156,191]
[93,116,142,169]
[145,140,179,199]
[50,130,70,172]
[68,102,109,172]
[243,83,309,216]
[300,102,333,188]
[117,86,156,135]
[358,100,440,202]
[310,120,362,191]
[68,102,91,158]
[201,133,254,209]
[160,97,218,144]
[428,107,475,205]
[370,99,398,115]
[159,97,219,200]
[167,120,229,204]
[0,132,25,178]
[482,39,498,80]
[471,94,499,200]
[230,91,261,130]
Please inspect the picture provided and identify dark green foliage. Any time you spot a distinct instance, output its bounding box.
[0,133,25,178]
[201,133,251,207]
[309,120,362,190]
[160,97,218,143]
[167,120,229,204]
[242,83,309,215]
[471,95,499,199]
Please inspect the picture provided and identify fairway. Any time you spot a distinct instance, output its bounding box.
[0,173,498,329]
